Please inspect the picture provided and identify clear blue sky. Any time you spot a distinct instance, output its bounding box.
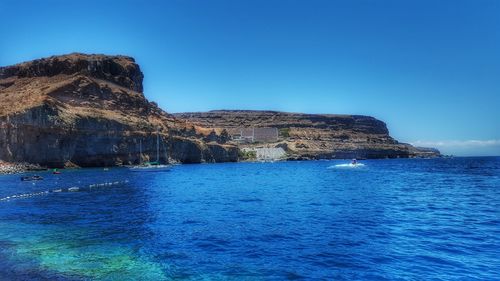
[1,0,499,155]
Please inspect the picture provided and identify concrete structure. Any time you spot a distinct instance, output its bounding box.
[231,127,278,143]
[241,147,286,161]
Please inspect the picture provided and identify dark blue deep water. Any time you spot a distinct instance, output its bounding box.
[0,157,499,280]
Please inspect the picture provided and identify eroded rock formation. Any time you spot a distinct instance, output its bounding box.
[0,53,438,168]
[0,53,237,167]
[175,110,441,159]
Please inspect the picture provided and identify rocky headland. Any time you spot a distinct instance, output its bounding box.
[0,53,238,169]
[174,110,440,160]
[0,53,439,171]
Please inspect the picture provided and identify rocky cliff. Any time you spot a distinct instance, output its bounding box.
[175,110,440,159]
[0,53,238,167]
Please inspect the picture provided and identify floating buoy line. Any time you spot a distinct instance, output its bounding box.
[0,180,129,202]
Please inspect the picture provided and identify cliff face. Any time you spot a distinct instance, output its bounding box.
[175,110,440,159]
[0,53,237,167]
[0,53,438,167]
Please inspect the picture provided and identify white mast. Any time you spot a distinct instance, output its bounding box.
[156,127,160,163]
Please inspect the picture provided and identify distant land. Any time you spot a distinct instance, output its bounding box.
[0,53,439,170]
[174,110,440,160]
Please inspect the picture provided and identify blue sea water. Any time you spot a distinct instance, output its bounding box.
[0,157,499,280]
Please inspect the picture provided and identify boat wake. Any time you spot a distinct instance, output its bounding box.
[328,163,366,169]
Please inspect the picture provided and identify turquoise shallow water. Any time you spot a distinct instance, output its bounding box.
[0,157,499,280]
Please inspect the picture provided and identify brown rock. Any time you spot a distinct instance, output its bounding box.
[174,110,441,159]
[0,53,237,167]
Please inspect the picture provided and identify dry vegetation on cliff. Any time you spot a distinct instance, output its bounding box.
[175,110,440,159]
[0,53,438,168]
[0,53,238,167]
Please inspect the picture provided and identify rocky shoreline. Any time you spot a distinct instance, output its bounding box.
[0,53,440,168]
[0,161,44,175]
[175,110,441,159]
[0,53,239,167]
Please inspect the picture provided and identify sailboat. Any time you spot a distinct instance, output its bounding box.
[129,128,171,172]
